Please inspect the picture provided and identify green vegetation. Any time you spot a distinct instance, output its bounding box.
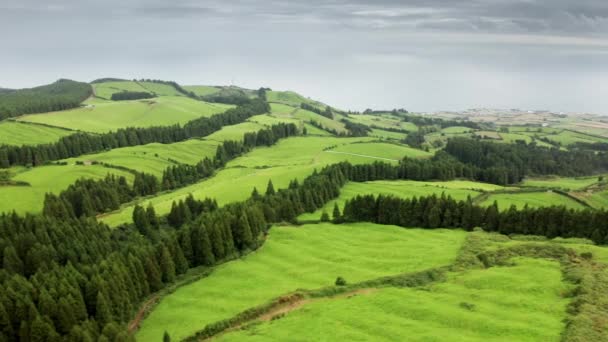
[478,191,586,210]
[183,85,221,97]
[64,139,220,176]
[0,164,133,214]
[328,142,432,161]
[17,96,233,133]
[217,258,569,342]
[0,79,92,119]
[137,223,467,341]
[298,180,502,221]
[266,90,325,108]
[0,121,73,146]
[93,81,149,99]
[522,176,600,190]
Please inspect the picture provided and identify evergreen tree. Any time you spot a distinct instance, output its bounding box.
[320,211,330,222]
[266,180,276,196]
[332,203,342,222]
[163,331,171,342]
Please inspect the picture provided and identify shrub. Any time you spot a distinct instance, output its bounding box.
[335,276,347,286]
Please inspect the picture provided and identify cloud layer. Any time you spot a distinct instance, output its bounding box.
[2,0,608,113]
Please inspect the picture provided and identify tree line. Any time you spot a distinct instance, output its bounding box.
[41,123,300,220]
[110,91,155,101]
[0,99,270,168]
[340,193,608,244]
[300,103,333,119]
[0,79,92,120]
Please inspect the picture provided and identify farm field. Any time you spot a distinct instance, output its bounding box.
[298,180,504,221]
[100,136,413,226]
[0,164,134,214]
[266,90,325,108]
[205,121,267,141]
[369,128,407,140]
[478,191,585,210]
[93,81,149,99]
[521,176,600,190]
[183,85,221,96]
[63,139,220,176]
[216,257,569,342]
[581,190,608,209]
[347,114,416,132]
[17,96,233,133]
[136,223,467,341]
[0,121,73,145]
[328,141,432,161]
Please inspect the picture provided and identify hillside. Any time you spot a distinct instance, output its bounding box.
[0,78,608,342]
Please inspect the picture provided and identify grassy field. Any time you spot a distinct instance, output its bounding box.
[292,109,347,133]
[266,90,325,108]
[479,191,585,210]
[93,81,149,99]
[63,139,220,176]
[17,96,233,133]
[136,223,467,341]
[0,121,73,146]
[217,257,569,342]
[442,126,474,134]
[183,85,221,96]
[328,142,432,161]
[346,114,415,132]
[369,128,407,140]
[580,190,608,209]
[205,121,267,142]
[298,180,504,221]
[0,165,134,214]
[521,176,600,190]
[99,137,415,226]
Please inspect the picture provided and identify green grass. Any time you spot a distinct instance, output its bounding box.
[138,82,185,97]
[247,114,301,127]
[369,128,407,140]
[328,142,431,161]
[521,176,600,191]
[217,257,569,342]
[183,85,221,97]
[479,191,585,210]
[136,223,467,341]
[99,136,404,226]
[304,123,333,136]
[499,132,533,144]
[0,121,73,146]
[0,165,134,214]
[93,81,149,99]
[63,139,220,176]
[442,126,474,134]
[544,130,607,146]
[266,91,325,108]
[347,114,414,132]
[292,109,347,133]
[205,121,266,142]
[298,180,502,221]
[17,96,233,133]
[583,190,608,209]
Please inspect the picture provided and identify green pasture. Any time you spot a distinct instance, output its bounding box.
[521,176,600,191]
[63,139,220,176]
[217,257,569,342]
[369,128,407,140]
[478,191,585,210]
[182,85,221,97]
[136,223,467,341]
[17,96,232,133]
[92,81,149,99]
[0,121,73,146]
[0,164,133,214]
[328,142,431,161]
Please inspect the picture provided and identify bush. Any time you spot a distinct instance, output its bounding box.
[335,276,347,286]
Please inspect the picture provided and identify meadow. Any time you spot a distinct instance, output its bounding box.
[266,90,325,108]
[478,191,585,210]
[100,136,411,226]
[521,176,600,190]
[63,139,220,176]
[0,121,73,145]
[346,114,417,132]
[17,96,232,133]
[216,257,570,342]
[93,81,150,99]
[0,164,133,214]
[298,180,502,221]
[183,85,221,96]
[328,141,432,161]
[136,223,467,341]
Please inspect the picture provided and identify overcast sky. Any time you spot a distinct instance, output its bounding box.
[2,0,608,114]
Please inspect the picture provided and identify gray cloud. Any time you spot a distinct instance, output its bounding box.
[1,0,608,114]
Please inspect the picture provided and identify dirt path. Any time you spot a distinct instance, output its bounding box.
[323,150,398,162]
[128,295,159,334]
[204,288,377,341]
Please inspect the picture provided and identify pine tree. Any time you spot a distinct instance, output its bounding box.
[266,180,275,196]
[96,292,113,326]
[132,205,150,236]
[320,211,330,222]
[163,331,171,342]
[332,203,341,222]
[146,203,159,229]
[158,246,176,283]
[3,246,24,274]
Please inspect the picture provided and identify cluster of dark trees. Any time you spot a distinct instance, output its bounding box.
[573,141,608,151]
[201,87,253,105]
[341,193,608,244]
[0,79,92,119]
[342,120,371,137]
[110,91,155,101]
[0,99,270,168]
[0,160,347,341]
[445,138,608,179]
[165,195,218,228]
[300,103,333,119]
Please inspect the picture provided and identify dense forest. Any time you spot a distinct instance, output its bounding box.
[0,80,92,120]
[0,99,270,168]
[110,92,155,101]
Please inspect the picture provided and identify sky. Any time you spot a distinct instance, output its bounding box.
[1,0,608,114]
